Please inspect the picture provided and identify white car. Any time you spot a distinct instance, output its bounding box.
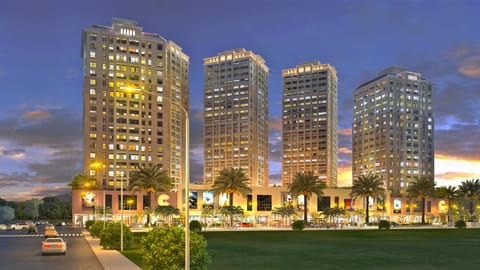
[0,224,8,230]
[42,237,67,255]
[10,223,29,230]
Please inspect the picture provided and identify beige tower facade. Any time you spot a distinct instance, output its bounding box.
[203,49,269,187]
[352,67,434,195]
[81,18,189,191]
[281,61,338,187]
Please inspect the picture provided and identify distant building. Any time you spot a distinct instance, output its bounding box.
[203,49,269,187]
[81,18,189,192]
[352,67,434,195]
[281,61,338,187]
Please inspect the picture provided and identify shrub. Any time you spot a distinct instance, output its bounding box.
[455,220,467,229]
[142,226,211,270]
[190,220,202,233]
[100,222,133,250]
[85,220,95,230]
[89,221,104,238]
[291,220,305,231]
[378,220,390,230]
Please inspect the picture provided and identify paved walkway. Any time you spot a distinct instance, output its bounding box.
[83,231,141,270]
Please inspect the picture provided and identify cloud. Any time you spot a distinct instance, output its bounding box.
[435,171,479,181]
[338,147,352,154]
[268,130,282,163]
[338,129,352,136]
[337,162,352,187]
[22,109,52,123]
[268,172,282,186]
[0,146,26,160]
[458,56,480,78]
[435,123,480,161]
[269,117,282,131]
[0,172,33,189]
[0,107,82,149]
[27,148,82,184]
[3,185,71,201]
[449,44,480,78]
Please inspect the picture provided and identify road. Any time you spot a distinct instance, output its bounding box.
[0,226,102,270]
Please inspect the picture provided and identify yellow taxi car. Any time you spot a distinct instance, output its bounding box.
[44,228,59,238]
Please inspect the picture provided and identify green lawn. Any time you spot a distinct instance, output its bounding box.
[124,229,480,270]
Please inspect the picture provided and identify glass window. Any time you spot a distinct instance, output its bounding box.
[257,195,272,211]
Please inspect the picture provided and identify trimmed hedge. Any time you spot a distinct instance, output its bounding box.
[455,220,466,229]
[291,220,305,231]
[378,220,390,230]
[190,220,202,233]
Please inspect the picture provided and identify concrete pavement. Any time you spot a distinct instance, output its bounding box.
[83,231,141,270]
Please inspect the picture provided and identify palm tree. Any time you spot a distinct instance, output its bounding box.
[272,205,296,227]
[407,176,436,224]
[350,173,384,224]
[211,168,252,207]
[154,205,180,226]
[288,171,327,226]
[128,164,173,226]
[323,207,346,227]
[457,179,480,221]
[218,206,244,227]
[435,186,458,223]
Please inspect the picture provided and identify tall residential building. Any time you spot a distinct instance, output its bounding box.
[282,61,338,187]
[81,18,189,191]
[203,49,269,187]
[352,66,434,195]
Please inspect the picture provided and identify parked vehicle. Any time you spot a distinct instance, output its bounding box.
[0,224,8,230]
[10,223,29,230]
[42,237,67,255]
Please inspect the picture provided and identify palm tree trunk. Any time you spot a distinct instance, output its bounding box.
[146,192,152,227]
[303,194,308,226]
[229,194,234,227]
[447,199,451,223]
[365,196,370,224]
[469,200,474,220]
[421,197,426,224]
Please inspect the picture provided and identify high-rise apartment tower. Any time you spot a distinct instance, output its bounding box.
[203,49,269,187]
[282,61,338,187]
[81,18,189,190]
[352,67,434,195]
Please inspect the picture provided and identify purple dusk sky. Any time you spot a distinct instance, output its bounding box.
[0,0,479,200]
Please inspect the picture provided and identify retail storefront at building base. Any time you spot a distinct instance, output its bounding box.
[72,185,448,227]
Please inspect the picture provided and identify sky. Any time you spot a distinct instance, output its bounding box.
[0,0,479,201]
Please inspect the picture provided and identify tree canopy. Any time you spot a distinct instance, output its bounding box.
[350,173,384,224]
[407,176,435,224]
[211,168,252,207]
[288,171,326,225]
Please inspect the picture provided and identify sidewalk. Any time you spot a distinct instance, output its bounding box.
[83,231,141,270]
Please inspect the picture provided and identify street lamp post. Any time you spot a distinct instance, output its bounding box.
[120,175,124,252]
[119,86,190,268]
[184,107,190,270]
